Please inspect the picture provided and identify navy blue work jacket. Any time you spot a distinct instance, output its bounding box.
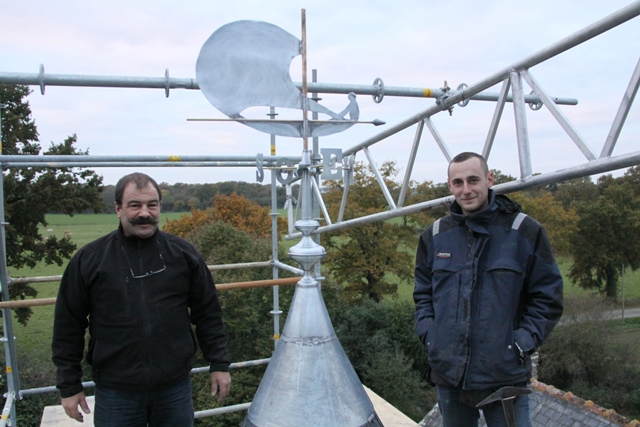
[414,191,563,390]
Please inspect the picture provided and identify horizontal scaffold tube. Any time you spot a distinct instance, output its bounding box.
[8,261,297,285]
[20,358,271,396]
[0,277,300,309]
[0,154,300,163]
[0,72,577,105]
[286,150,640,240]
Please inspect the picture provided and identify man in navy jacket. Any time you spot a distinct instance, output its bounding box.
[414,152,563,427]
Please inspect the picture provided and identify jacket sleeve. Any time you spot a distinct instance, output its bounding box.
[188,252,231,373]
[414,228,435,347]
[514,223,564,354]
[52,253,90,398]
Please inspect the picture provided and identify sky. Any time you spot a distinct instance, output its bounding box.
[1,0,639,186]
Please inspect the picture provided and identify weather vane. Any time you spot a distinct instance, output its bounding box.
[193,13,383,142]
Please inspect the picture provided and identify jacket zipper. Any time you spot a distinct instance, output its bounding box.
[462,227,475,387]
[137,240,152,390]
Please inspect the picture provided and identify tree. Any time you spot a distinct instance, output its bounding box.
[331,298,434,421]
[100,185,116,213]
[195,183,218,208]
[551,176,599,209]
[323,161,415,302]
[491,169,516,185]
[403,179,448,231]
[510,191,578,256]
[211,193,278,239]
[569,172,640,299]
[163,208,216,237]
[187,196,201,210]
[173,199,186,212]
[538,295,640,418]
[1,85,104,325]
[163,193,285,240]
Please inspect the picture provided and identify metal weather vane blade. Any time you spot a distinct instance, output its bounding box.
[195,20,380,138]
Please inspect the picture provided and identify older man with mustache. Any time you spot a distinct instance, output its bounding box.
[52,172,231,427]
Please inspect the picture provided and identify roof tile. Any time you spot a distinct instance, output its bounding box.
[420,380,639,427]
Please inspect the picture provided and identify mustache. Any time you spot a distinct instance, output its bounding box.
[130,217,158,225]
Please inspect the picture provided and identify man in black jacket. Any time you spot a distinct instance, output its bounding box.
[52,172,231,426]
[414,153,563,427]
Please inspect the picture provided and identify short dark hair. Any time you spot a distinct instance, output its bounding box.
[448,152,489,177]
[114,173,162,206]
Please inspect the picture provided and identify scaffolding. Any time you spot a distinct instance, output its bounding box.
[1,1,640,424]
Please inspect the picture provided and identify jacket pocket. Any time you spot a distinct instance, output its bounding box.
[431,256,455,273]
[431,257,463,322]
[480,259,524,323]
[90,321,138,370]
[91,273,134,324]
[425,321,437,355]
[478,328,521,377]
[485,258,523,274]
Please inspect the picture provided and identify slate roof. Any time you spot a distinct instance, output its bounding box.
[420,380,640,427]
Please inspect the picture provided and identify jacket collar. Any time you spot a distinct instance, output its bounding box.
[449,190,522,232]
[450,190,497,235]
[117,223,159,244]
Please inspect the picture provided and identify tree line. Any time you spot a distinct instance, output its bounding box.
[100,181,295,214]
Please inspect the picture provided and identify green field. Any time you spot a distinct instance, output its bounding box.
[7,213,640,359]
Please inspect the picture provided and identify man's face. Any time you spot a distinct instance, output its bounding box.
[448,157,494,216]
[115,182,161,238]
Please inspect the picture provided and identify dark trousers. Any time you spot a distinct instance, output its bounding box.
[94,377,194,427]
[436,384,532,427]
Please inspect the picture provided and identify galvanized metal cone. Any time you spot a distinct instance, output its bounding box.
[242,218,383,427]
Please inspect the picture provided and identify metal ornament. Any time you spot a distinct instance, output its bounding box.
[196,20,360,138]
[320,148,343,180]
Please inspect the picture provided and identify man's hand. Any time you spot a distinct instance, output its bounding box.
[61,391,91,422]
[210,371,231,402]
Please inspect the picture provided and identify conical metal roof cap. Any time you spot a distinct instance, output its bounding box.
[242,274,384,427]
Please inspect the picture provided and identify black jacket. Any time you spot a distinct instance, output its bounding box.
[52,225,229,398]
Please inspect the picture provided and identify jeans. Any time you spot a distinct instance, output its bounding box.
[94,377,194,427]
[436,385,532,427]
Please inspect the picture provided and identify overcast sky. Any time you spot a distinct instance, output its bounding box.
[2,0,639,186]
